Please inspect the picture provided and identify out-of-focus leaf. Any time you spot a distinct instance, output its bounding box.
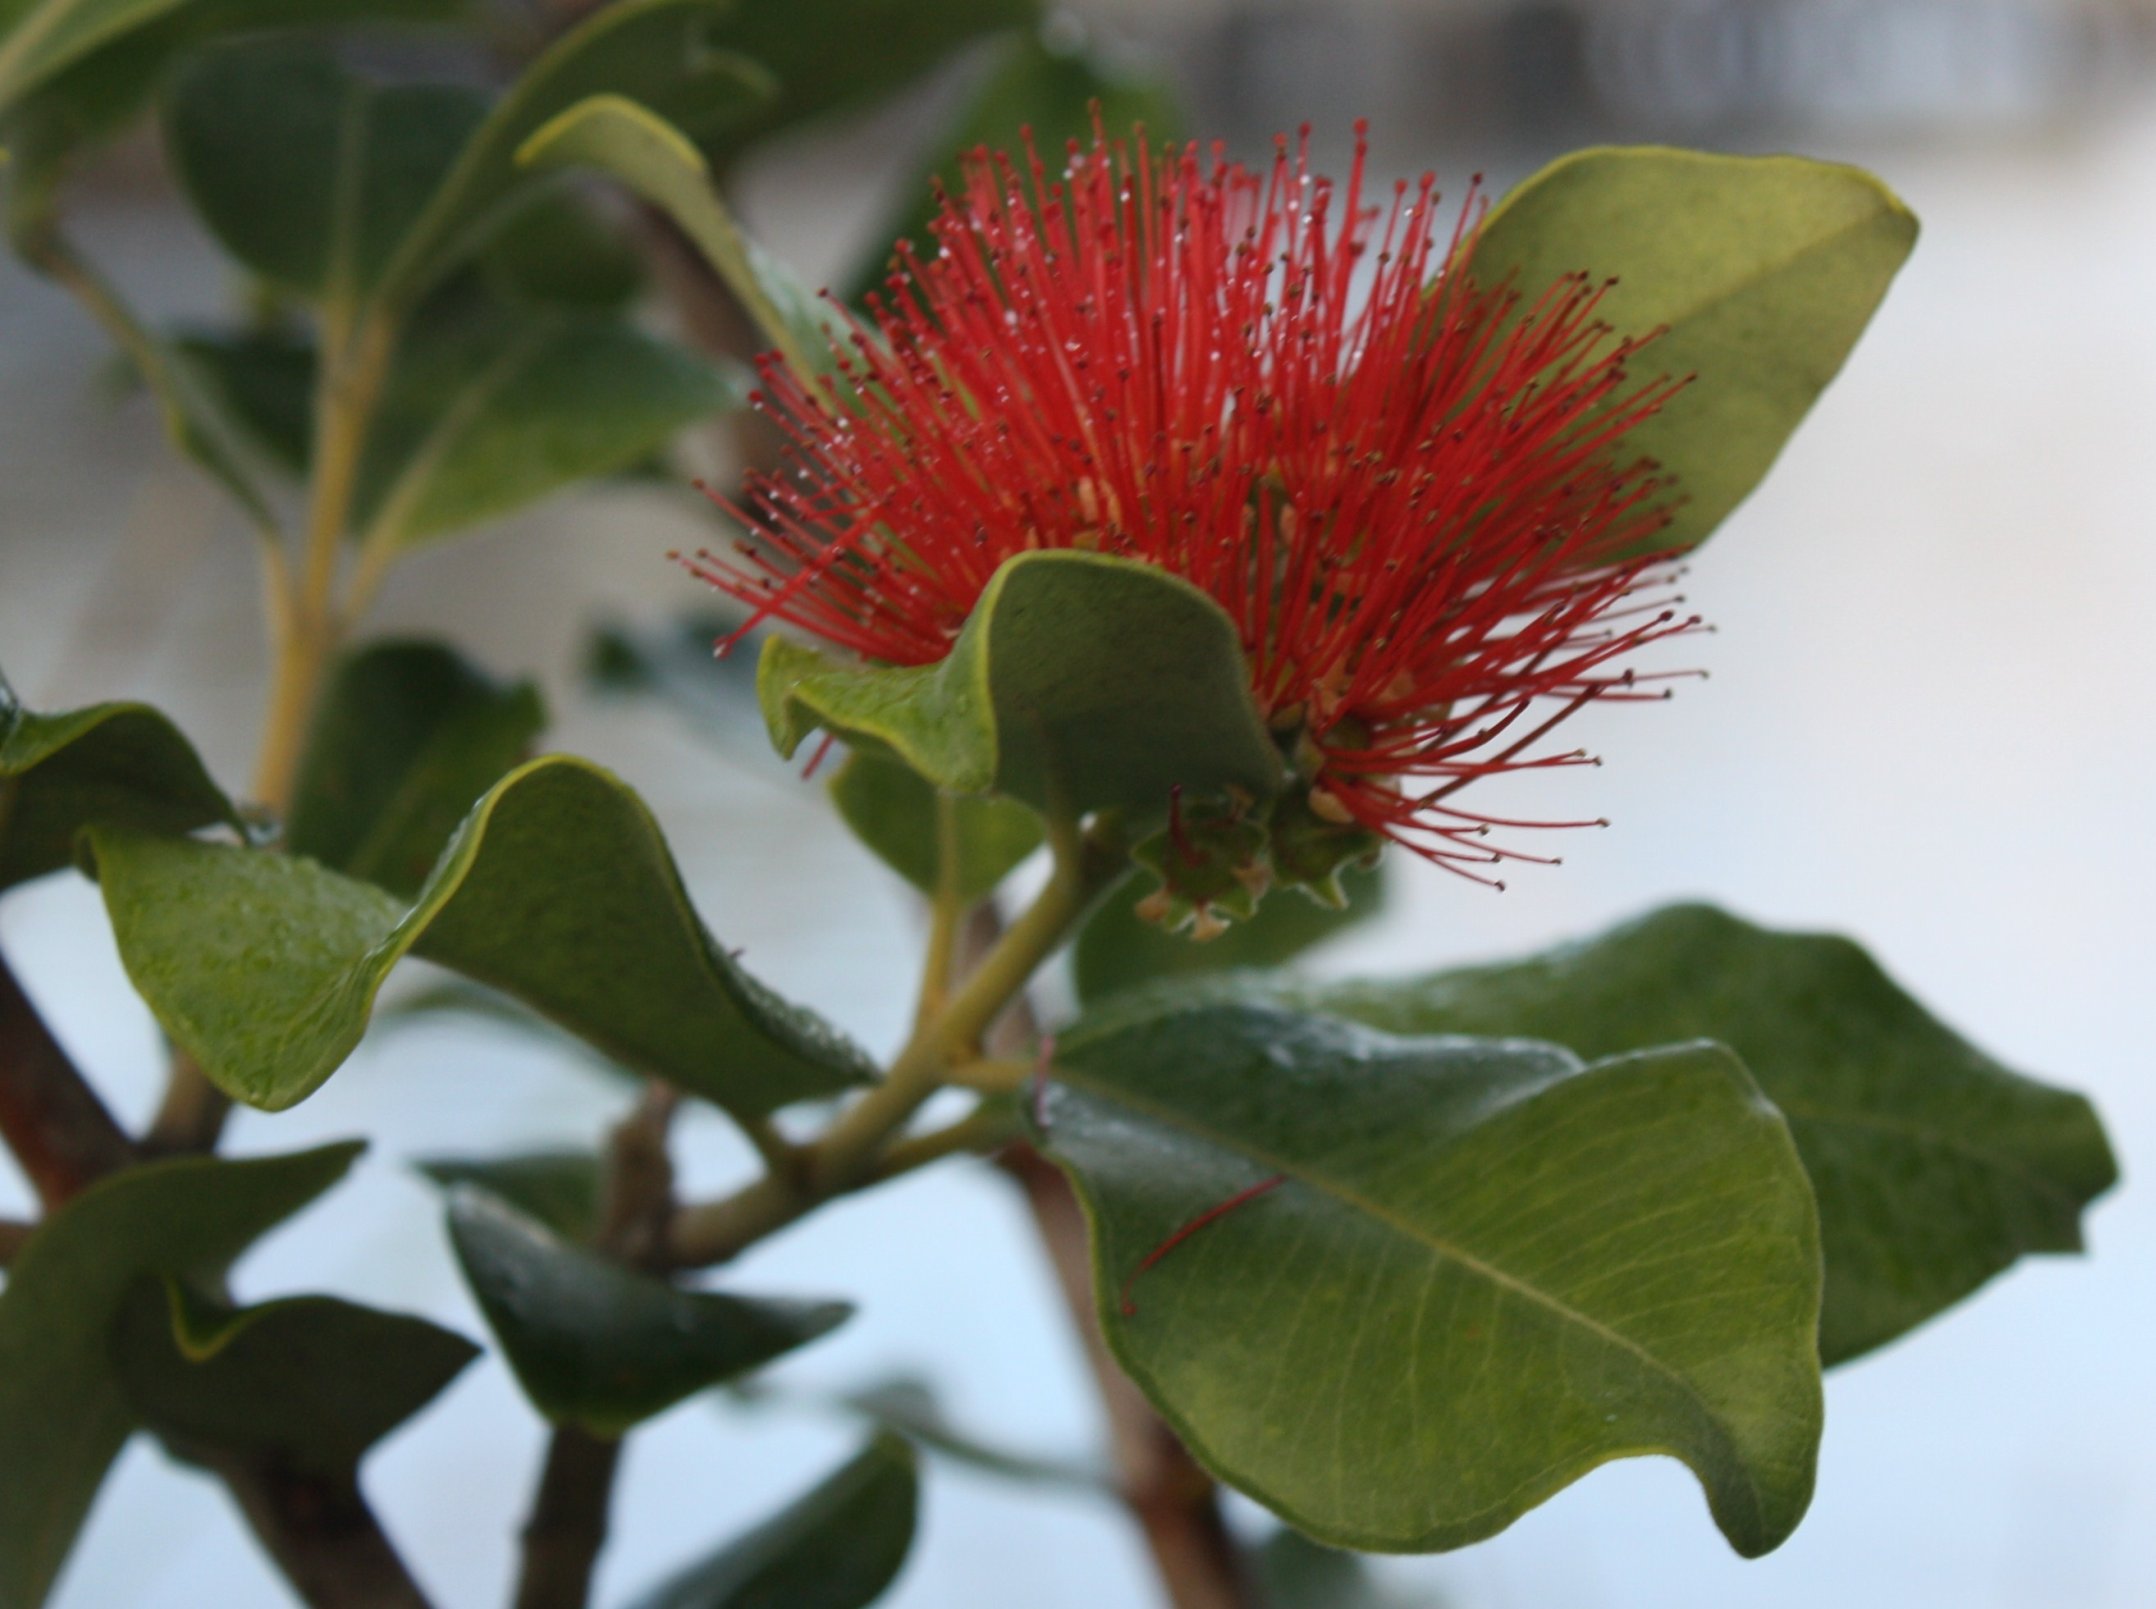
[825,1378,1108,1493]
[170,326,315,475]
[0,670,235,891]
[1072,861,1384,1006]
[415,1150,602,1241]
[161,37,485,299]
[370,0,774,311]
[287,639,543,897]
[0,0,180,112]
[351,306,740,550]
[517,94,832,378]
[88,755,877,1114]
[842,22,1181,305]
[0,1144,361,1609]
[760,551,1284,822]
[1039,999,1822,1557]
[111,1278,477,1473]
[478,187,644,309]
[1261,903,2120,1363]
[1251,1529,1450,1609]
[700,0,1037,151]
[447,1190,849,1434]
[1471,147,1917,554]
[827,750,1040,903]
[626,1433,919,1609]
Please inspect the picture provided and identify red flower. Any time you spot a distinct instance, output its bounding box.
[686,123,1702,883]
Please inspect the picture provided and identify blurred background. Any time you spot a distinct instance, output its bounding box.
[3,0,2152,1605]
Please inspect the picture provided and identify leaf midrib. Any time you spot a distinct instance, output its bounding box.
[1053,1059,1764,1519]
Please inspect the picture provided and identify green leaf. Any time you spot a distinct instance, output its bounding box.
[161,37,486,300]
[351,305,740,549]
[841,21,1180,305]
[88,754,877,1114]
[627,1433,919,1609]
[170,325,316,475]
[1073,860,1384,1006]
[0,0,180,112]
[446,1190,849,1435]
[370,0,776,312]
[759,550,1284,822]
[478,187,644,309]
[827,750,1041,903]
[585,609,761,738]
[1262,904,2119,1364]
[1040,1000,1823,1557]
[516,94,832,379]
[288,639,543,897]
[1252,1530,1450,1609]
[0,671,235,892]
[0,1143,361,1609]
[698,0,1036,152]
[416,1150,603,1240]
[1470,147,1917,554]
[823,1378,1107,1494]
[110,1278,477,1474]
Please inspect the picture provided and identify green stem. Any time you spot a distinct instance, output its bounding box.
[253,311,397,813]
[913,791,965,1029]
[804,813,1108,1195]
[666,817,1117,1269]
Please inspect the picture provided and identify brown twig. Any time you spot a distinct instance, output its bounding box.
[511,1429,625,1609]
[998,1145,1259,1609]
[143,1047,233,1156]
[0,948,135,1207]
[0,1216,31,1265]
[510,1085,678,1609]
[964,907,1259,1609]
[211,1457,435,1609]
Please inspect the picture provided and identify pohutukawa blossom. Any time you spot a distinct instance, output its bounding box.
[685,121,1704,884]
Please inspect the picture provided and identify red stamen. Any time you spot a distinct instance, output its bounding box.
[686,125,1704,875]
[1121,1174,1288,1318]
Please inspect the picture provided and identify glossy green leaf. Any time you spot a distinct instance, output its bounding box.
[1261,904,2118,1364]
[701,0,1035,150]
[760,550,1284,821]
[517,94,832,379]
[828,750,1041,903]
[162,37,486,300]
[1073,860,1384,1006]
[842,21,1180,305]
[447,1190,849,1435]
[0,0,180,112]
[88,754,877,1114]
[1470,147,1917,553]
[627,1433,919,1609]
[111,1278,477,1474]
[370,0,775,311]
[350,306,740,549]
[288,639,543,896]
[1040,1000,1823,1556]
[0,671,235,891]
[416,1150,603,1240]
[0,1143,361,1609]
[379,977,638,1087]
